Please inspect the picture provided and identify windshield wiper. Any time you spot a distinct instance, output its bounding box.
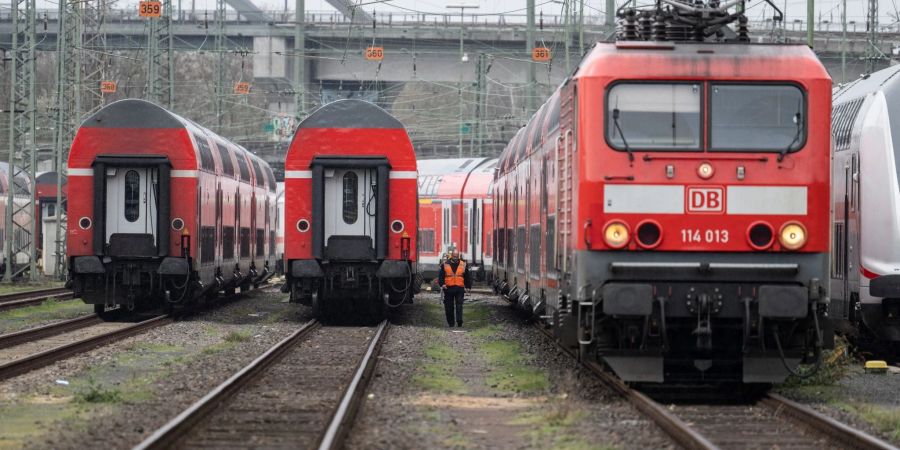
[778,112,802,162]
[613,108,634,163]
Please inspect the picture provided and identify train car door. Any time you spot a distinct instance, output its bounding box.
[324,169,376,241]
[105,167,158,243]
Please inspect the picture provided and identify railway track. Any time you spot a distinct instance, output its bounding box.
[0,287,74,311]
[0,315,171,381]
[135,319,389,450]
[533,323,897,450]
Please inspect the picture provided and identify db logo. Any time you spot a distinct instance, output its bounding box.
[687,187,725,213]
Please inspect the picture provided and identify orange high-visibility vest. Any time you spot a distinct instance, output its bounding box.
[443,261,466,288]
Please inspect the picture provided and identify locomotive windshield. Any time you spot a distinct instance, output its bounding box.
[606,83,701,151]
[710,84,805,152]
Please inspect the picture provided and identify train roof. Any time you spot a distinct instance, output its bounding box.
[297,99,403,129]
[834,65,900,105]
[417,158,497,199]
[576,42,831,81]
[71,99,273,189]
[286,99,416,171]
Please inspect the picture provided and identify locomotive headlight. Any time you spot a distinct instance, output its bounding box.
[603,221,630,249]
[779,222,807,250]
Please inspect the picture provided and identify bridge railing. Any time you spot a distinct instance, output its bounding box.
[2,8,607,31]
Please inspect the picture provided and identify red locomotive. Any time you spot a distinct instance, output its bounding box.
[493,4,833,383]
[283,100,418,321]
[417,158,496,282]
[66,99,277,317]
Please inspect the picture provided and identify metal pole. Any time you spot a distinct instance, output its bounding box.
[294,0,305,121]
[215,0,226,129]
[841,0,846,82]
[447,5,478,158]
[564,0,571,72]
[606,0,615,27]
[527,0,535,115]
[578,0,584,54]
[807,0,814,47]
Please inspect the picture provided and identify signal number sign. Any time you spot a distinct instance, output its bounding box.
[139,1,162,17]
[365,47,384,61]
[100,81,117,94]
[532,47,552,62]
[234,82,251,95]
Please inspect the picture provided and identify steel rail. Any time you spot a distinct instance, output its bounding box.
[0,287,74,311]
[533,322,897,450]
[531,324,716,450]
[0,314,101,349]
[318,320,389,450]
[762,393,897,450]
[0,315,171,381]
[133,320,321,450]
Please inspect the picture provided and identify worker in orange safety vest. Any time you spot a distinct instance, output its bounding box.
[438,250,472,327]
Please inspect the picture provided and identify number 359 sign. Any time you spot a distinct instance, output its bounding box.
[139,1,162,17]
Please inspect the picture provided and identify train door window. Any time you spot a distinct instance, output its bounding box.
[342,171,359,224]
[47,203,55,218]
[851,154,859,211]
[832,222,846,278]
[124,170,140,222]
[269,230,275,256]
[546,215,556,273]
[105,167,158,242]
[452,203,459,227]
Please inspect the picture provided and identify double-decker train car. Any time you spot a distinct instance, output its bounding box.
[830,65,900,343]
[66,99,277,317]
[493,3,833,384]
[417,158,496,282]
[283,99,418,321]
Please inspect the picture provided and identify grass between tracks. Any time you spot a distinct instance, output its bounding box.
[0,299,92,335]
[0,281,65,296]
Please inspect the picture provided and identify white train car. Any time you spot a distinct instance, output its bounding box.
[832,66,900,341]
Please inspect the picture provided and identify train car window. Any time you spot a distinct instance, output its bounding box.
[124,170,140,222]
[256,229,265,256]
[418,229,435,253]
[266,166,277,191]
[833,98,864,152]
[546,96,562,133]
[269,230,276,256]
[529,224,541,275]
[606,83,701,151]
[531,105,548,150]
[252,159,265,185]
[546,215,556,272]
[195,135,216,171]
[236,154,251,183]
[201,226,216,263]
[240,227,251,258]
[516,226,526,271]
[342,172,359,224]
[517,123,532,160]
[223,226,235,259]
[710,84,805,152]
[216,145,234,176]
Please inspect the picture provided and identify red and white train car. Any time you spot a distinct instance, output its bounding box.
[417,158,496,282]
[66,99,277,316]
[283,100,418,321]
[493,12,833,383]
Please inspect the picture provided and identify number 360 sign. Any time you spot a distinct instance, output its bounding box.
[139,1,162,17]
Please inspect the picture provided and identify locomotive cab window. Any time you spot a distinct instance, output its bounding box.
[606,83,701,151]
[710,84,806,152]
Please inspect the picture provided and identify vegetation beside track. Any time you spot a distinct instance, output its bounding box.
[0,300,91,335]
